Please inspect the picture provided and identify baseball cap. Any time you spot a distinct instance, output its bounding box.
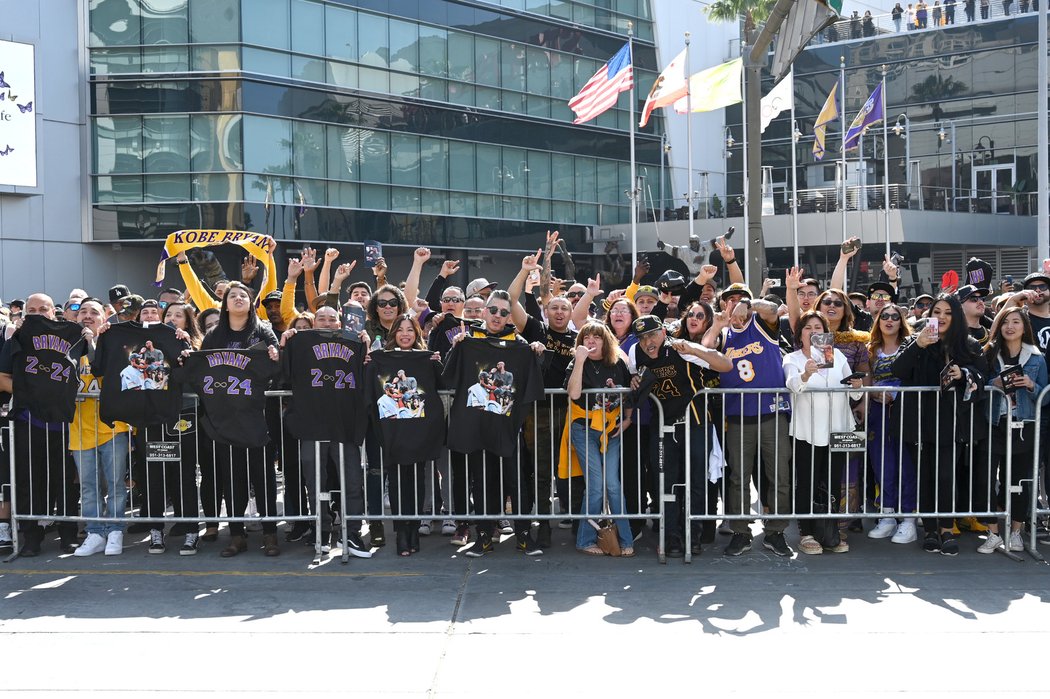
[118,294,144,316]
[719,282,753,302]
[867,281,897,300]
[656,270,686,295]
[965,256,993,291]
[465,278,498,298]
[1023,271,1050,288]
[634,285,659,301]
[109,284,131,305]
[140,299,161,310]
[632,315,664,336]
[262,290,283,304]
[956,285,988,303]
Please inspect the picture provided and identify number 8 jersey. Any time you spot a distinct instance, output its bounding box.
[180,348,279,447]
[719,315,789,418]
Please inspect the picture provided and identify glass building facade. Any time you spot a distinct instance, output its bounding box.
[88,0,663,252]
[726,15,1043,218]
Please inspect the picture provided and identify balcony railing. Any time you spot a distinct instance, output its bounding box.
[815,1,1038,44]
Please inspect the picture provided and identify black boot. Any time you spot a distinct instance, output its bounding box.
[58,523,79,554]
[395,523,410,556]
[408,524,420,554]
[19,526,43,557]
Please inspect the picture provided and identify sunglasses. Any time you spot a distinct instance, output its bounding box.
[880,312,902,321]
[915,301,932,309]
[820,298,845,308]
[375,298,399,308]
[566,291,585,299]
[871,292,892,301]
[66,303,82,312]
[440,296,465,303]
[1026,284,1049,292]
[486,306,511,317]
[686,311,707,321]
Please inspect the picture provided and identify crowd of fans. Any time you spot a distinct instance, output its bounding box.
[826,0,1036,41]
[1,232,1049,562]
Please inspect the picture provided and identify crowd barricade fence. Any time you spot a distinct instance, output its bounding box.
[1027,384,1050,562]
[5,383,1043,565]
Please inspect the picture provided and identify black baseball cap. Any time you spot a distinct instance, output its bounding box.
[1023,271,1050,288]
[109,284,131,305]
[632,315,664,336]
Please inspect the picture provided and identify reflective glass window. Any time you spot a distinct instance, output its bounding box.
[389,19,419,74]
[392,186,421,212]
[243,0,289,50]
[93,175,143,204]
[449,141,476,192]
[475,36,500,87]
[244,48,291,77]
[358,13,389,68]
[243,116,292,175]
[360,130,391,183]
[190,114,242,172]
[292,56,325,83]
[325,5,357,62]
[190,0,240,43]
[575,157,597,203]
[145,174,191,203]
[327,61,359,89]
[141,0,188,45]
[93,116,143,175]
[90,49,142,76]
[293,121,326,179]
[90,1,141,47]
[143,115,190,173]
[419,26,448,78]
[552,154,574,202]
[526,151,551,199]
[327,126,362,181]
[477,144,502,194]
[361,183,391,209]
[420,137,449,189]
[391,134,421,187]
[192,173,242,201]
[447,30,473,81]
[142,46,190,73]
[291,0,324,56]
[502,41,527,93]
[329,181,360,208]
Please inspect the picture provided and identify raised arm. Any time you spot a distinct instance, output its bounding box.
[281,256,303,327]
[317,247,339,296]
[403,247,431,309]
[715,237,743,285]
[509,248,543,331]
[830,237,860,292]
[176,251,219,312]
[426,259,459,311]
[301,246,319,310]
[785,265,804,332]
[571,275,603,328]
[539,230,559,307]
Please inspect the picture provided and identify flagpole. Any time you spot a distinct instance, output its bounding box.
[881,64,890,263]
[790,71,799,269]
[628,24,638,273]
[741,42,750,285]
[685,32,694,249]
[839,55,847,291]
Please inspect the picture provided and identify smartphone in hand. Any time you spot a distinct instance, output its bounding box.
[926,316,939,337]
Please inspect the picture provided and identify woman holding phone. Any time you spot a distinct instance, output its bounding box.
[892,294,987,556]
[976,307,1047,553]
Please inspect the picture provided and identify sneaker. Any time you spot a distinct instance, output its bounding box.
[148,528,166,554]
[718,520,734,536]
[368,522,386,547]
[940,533,959,556]
[763,531,791,557]
[441,520,457,536]
[723,533,752,557]
[1008,531,1025,552]
[285,522,312,543]
[557,519,573,529]
[418,521,432,536]
[74,533,107,557]
[891,520,918,544]
[666,535,684,558]
[0,523,12,553]
[824,539,849,553]
[465,532,493,557]
[798,535,823,555]
[977,533,1003,554]
[450,525,471,547]
[868,517,898,539]
[345,532,374,559]
[959,516,989,533]
[105,531,124,555]
[180,533,199,556]
[922,530,941,553]
[516,531,543,556]
[498,519,513,535]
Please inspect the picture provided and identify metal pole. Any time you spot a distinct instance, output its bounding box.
[839,55,848,289]
[659,132,666,222]
[859,132,866,211]
[1040,0,1049,261]
[742,43,750,283]
[685,32,695,247]
[882,65,891,261]
[628,25,638,271]
[791,117,800,268]
[905,116,911,198]
[950,120,957,212]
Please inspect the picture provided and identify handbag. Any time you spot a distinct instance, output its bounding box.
[594,519,622,557]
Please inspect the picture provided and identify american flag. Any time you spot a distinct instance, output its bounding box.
[568,42,633,125]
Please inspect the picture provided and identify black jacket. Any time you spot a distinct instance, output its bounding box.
[891,336,988,444]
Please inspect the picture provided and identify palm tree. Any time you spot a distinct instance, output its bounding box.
[706,0,776,293]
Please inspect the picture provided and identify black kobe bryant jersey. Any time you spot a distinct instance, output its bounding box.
[7,315,86,423]
[93,322,188,427]
[282,329,368,444]
[179,348,280,448]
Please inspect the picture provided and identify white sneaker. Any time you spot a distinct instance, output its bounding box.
[418,521,432,536]
[441,520,456,536]
[977,533,1003,554]
[105,531,124,556]
[74,533,107,557]
[498,519,513,535]
[891,519,918,544]
[1008,531,1025,552]
[0,522,12,549]
[868,517,898,539]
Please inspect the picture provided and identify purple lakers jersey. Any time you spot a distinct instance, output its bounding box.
[720,316,789,417]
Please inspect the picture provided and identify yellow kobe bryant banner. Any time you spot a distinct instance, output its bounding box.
[155,229,279,318]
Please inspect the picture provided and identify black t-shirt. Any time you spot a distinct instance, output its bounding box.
[180,348,280,447]
[563,357,630,414]
[282,329,368,444]
[365,349,446,464]
[1028,312,1050,355]
[201,322,279,352]
[441,335,544,458]
[94,322,188,427]
[427,314,477,360]
[5,316,86,423]
[521,315,577,389]
[628,343,705,424]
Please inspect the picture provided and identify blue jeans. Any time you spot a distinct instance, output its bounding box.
[72,432,130,537]
[571,422,632,548]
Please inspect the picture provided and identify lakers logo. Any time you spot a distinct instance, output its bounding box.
[172,419,193,433]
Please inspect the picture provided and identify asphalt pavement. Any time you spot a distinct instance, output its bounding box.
[1,522,1049,697]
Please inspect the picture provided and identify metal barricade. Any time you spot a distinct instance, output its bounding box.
[670,384,1026,563]
[1027,384,1050,562]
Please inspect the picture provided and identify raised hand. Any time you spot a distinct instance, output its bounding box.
[414,247,432,264]
[785,266,804,291]
[372,257,387,278]
[697,264,718,284]
[241,256,259,283]
[882,253,899,279]
[324,247,340,263]
[287,257,303,280]
[714,236,735,262]
[440,259,460,278]
[333,261,355,286]
[521,248,543,272]
[301,246,320,272]
[633,258,650,283]
[586,274,604,298]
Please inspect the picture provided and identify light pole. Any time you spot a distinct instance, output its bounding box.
[660,132,670,220]
[937,120,956,211]
[791,120,801,267]
[892,114,911,201]
[723,128,735,214]
[697,170,710,219]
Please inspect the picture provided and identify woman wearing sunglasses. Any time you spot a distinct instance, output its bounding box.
[865,304,918,544]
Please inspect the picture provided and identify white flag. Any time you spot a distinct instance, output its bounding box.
[760,70,794,133]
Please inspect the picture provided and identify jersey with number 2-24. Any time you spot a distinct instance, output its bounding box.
[180,348,279,448]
